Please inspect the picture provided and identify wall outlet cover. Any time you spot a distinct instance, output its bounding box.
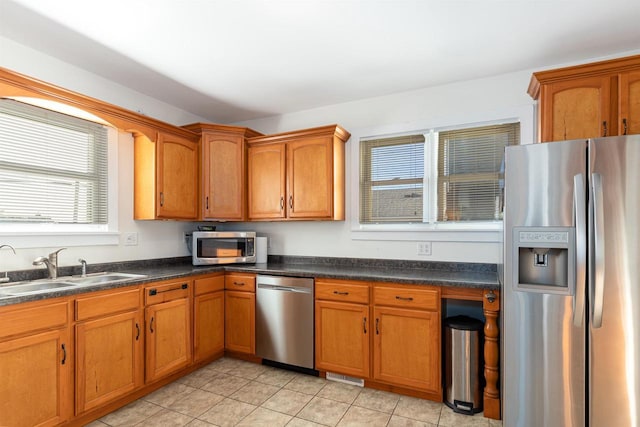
[123,232,138,246]
[417,241,432,256]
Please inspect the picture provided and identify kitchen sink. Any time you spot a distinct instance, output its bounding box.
[0,280,79,295]
[67,272,147,285]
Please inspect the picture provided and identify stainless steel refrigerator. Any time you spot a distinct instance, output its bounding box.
[503,135,640,426]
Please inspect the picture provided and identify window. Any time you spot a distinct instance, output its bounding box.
[360,122,519,225]
[0,99,109,226]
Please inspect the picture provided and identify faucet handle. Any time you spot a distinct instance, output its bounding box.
[49,247,66,261]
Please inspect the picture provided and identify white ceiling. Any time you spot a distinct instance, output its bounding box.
[1,0,640,124]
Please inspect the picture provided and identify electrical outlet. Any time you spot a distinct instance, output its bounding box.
[123,232,138,246]
[417,241,432,256]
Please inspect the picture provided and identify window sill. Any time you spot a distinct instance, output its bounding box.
[0,231,120,248]
[351,222,503,243]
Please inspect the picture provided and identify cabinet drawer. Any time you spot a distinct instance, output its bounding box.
[0,300,68,339]
[194,274,225,296]
[145,280,191,305]
[315,280,369,304]
[76,287,141,321]
[224,273,256,292]
[374,285,439,311]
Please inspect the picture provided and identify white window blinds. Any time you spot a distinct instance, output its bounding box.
[0,99,108,224]
[437,123,518,222]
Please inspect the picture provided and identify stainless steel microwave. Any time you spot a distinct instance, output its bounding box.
[189,231,256,265]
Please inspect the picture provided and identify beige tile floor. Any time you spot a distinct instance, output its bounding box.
[86,357,503,427]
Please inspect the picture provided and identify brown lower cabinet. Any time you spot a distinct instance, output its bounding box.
[0,299,73,427]
[193,274,225,362]
[224,273,256,354]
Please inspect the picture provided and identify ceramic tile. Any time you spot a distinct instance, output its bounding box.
[393,395,442,425]
[135,408,194,426]
[286,417,325,427]
[387,415,437,427]
[205,357,249,373]
[336,405,390,426]
[352,387,400,414]
[144,381,197,407]
[437,406,489,427]
[254,366,298,387]
[168,389,225,417]
[177,367,223,389]
[296,396,350,426]
[284,374,328,395]
[201,372,250,396]
[230,380,280,405]
[489,418,503,426]
[316,381,362,404]
[185,420,215,427]
[236,407,292,426]
[232,361,271,380]
[198,398,256,427]
[261,388,313,416]
[99,399,162,426]
[84,421,108,427]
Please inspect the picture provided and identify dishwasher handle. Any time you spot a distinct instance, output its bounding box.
[257,283,312,294]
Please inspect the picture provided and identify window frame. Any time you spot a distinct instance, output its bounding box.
[349,106,534,242]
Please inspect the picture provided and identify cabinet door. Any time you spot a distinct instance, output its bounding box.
[145,298,191,382]
[202,133,245,220]
[0,329,72,427]
[224,290,255,354]
[248,143,286,219]
[373,306,440,393]
[540,76,612,142]
[156,132,198,219]
[194,291,225,362]
[75,311,144,414]
[287,137,334,218]
[315,300,370,378]
[619,70,640,136]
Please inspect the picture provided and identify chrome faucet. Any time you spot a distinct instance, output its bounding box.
[0,244,16,283]
[33,248,66,279]
[78,258,87,277]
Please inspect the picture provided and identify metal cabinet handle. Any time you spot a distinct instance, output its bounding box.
[375,318,380,335]
[160,192,164,207]
[135,323,140,341]
[233,281,245,286]
[150,317,155,333]
[602,121,608,137]
[289,195,293,209]
[205,196,209,210]
[280,196,284,210]
[363,317,367,334]
[148,283,188,296]
[61,344,67,365]
[333,290,349,296]
[623,118,628,135]
[395,296,414,301]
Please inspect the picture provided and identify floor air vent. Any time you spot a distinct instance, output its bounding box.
[325,372,365,387]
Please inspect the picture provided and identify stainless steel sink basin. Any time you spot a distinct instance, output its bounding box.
[68,272,147,285]
[0,280,79,295]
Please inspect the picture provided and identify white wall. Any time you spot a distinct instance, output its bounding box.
[0,37,205,272]
[229,71,538,264]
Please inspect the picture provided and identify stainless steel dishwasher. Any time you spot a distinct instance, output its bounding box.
[256,275,314,369]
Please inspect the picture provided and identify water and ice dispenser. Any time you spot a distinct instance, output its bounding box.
[512,227,575,294]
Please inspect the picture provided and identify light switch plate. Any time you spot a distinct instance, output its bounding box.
[123,232,138,246]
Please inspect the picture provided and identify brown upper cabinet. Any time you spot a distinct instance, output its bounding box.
[247,125,350,221]
[134,130,199,220]
[529,54,640,142]
[183,123,262,221]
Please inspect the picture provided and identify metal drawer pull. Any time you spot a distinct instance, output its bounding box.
[376,318,380,335]
[333,290,349,296]
[148,283,188,296]
[61,344,66,365]
[233,281,245,286]
[135,323,140,341]
[363,317,367,334]
[150,317,154,333]
[395,296,414,301]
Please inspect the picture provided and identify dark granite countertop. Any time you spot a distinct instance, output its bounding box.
[0,256,499,307]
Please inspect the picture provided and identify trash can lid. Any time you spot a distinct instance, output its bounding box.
[444,315,483,331]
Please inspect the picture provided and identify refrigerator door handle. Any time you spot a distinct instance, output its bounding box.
[573,174,586,327]
[592,172,605,328]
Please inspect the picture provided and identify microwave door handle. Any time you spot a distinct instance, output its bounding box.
[591,173,605,329]
[573,174,586,327]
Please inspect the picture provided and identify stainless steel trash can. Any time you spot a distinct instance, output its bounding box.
[444,315,484,415]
